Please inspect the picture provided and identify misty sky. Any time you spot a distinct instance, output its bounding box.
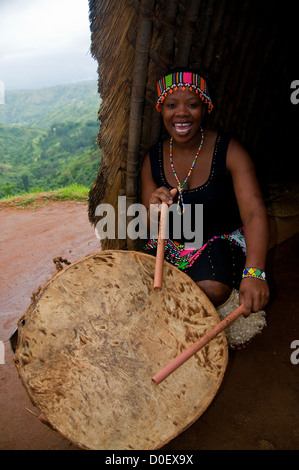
[0,0,98,90]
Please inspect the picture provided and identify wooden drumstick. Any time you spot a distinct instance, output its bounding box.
[153,202,168,292]
[152,304,245,384]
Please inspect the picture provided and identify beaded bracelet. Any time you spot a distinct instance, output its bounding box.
[242,267,267,282]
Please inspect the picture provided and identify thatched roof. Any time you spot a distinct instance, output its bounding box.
[88,0,296,250]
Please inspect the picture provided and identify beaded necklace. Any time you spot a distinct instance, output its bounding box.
[169,126,204,213]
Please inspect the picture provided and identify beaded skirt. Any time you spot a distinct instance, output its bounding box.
[143,227,246,287]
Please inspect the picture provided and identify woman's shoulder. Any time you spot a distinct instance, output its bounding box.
[204,130,251,163]
[141,140,162,171]
[144,141,163,161]
[204,129,231,148]
[226,136,255,176]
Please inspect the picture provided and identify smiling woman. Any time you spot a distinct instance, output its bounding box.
[0,0,97,89]
[141,67,270,324]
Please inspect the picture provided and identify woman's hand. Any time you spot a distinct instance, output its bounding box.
[239,278,270,316]
[149,187,177,206]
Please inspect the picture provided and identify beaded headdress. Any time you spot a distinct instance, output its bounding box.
[156,70,213,113]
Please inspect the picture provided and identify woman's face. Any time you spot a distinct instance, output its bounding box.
[160,87,206,144]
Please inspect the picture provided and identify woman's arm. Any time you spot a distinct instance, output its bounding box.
[227,139,270,315]
[141,152,177,210]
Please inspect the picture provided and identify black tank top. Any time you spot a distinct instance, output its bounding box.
[148,133,242,244]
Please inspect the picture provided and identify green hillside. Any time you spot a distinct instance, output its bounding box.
[0,81,102,198]
[0,80,101,128]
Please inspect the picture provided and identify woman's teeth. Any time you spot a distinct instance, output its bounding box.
[174,123,191,135]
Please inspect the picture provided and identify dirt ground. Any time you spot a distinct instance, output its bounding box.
[0,200,298,450]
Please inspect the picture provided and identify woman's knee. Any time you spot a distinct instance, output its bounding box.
[196,280,231,306]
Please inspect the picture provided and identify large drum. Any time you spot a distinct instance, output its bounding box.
[14,251,228,450]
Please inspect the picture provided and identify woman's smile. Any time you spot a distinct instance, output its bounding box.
[173,122,192,136]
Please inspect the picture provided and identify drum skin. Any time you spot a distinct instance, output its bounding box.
[14,251,228,450]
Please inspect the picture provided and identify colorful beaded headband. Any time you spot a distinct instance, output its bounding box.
[156,71,213,113]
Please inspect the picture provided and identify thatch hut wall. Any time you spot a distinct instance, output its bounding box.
[88,0,296,250]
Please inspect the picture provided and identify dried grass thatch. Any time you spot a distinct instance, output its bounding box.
[88,0,295,250]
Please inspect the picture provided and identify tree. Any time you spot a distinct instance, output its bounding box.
[21,174,30,192]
